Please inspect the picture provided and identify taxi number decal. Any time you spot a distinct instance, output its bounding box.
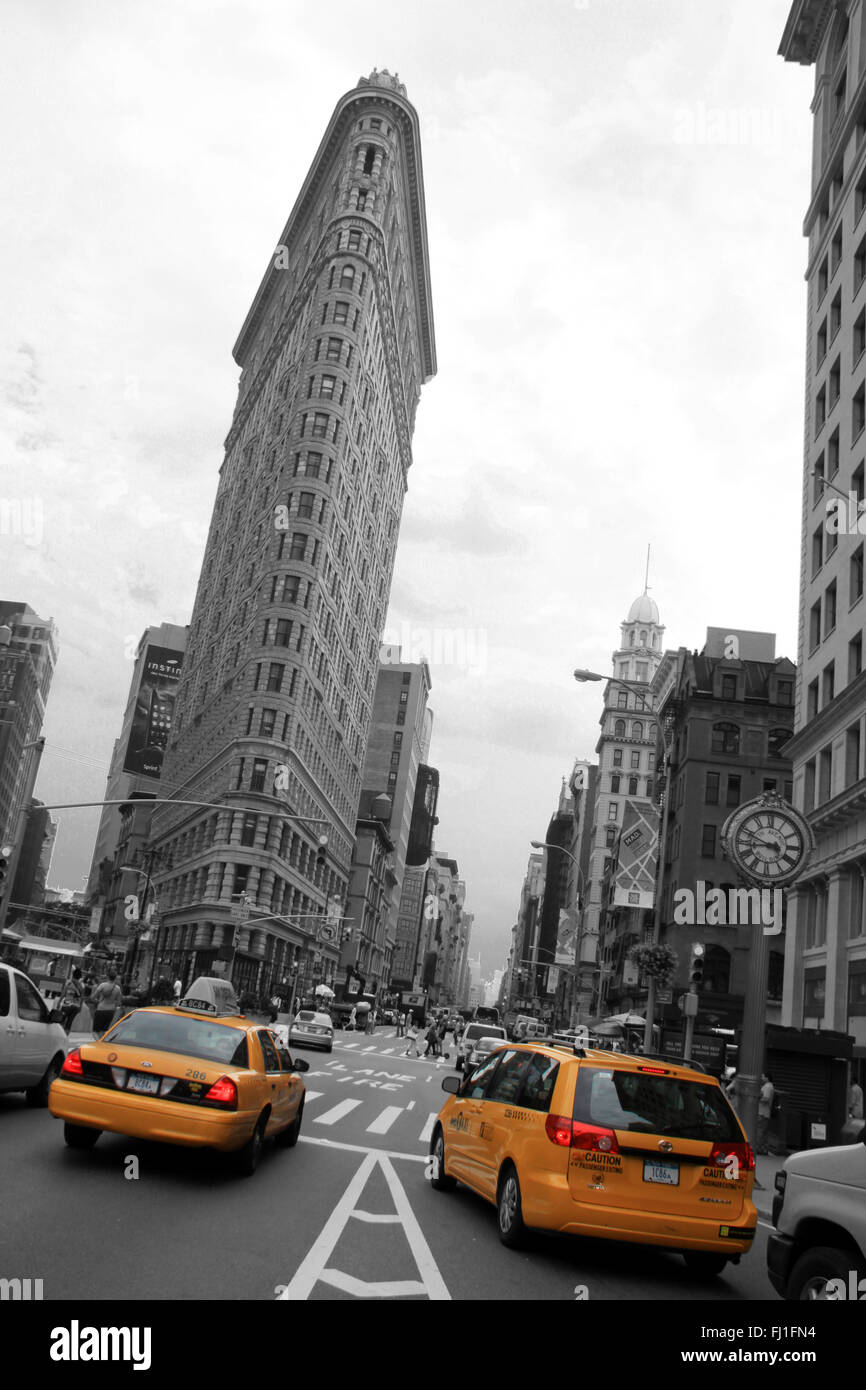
[503,1109,530,1121]
[449,1112,470,1133]
[185,1068,207,1080]
[480,1122,493,1141]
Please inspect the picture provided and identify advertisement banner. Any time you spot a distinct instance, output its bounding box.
[122,644,183,778]
[554,907,578,966]
[613,800,660,910]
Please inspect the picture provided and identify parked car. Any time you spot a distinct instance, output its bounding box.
[768,1138,866,1298]
[0,962,68,1106]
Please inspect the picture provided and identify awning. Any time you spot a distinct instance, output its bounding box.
[19,940,84,957]
[1,927,22,942]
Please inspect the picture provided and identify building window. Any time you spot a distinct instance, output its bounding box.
[608,803,618,821]
[852,544,864,606]
[605,827,617,847]
[610,774,621,793]
[701,825,717,858]
[849,633,863,682]
[334,301,349,324]
[711,722,740,755]
[340,264,355,290]
[726,775,741,807]
[347,230,361,251]
[614,720,626,736]
[319,375,336,399]
[259,709,276,737]
[297,492,315,519]
[813,453,825,504]
[266,662,283,692]
[818,255,828,302]
[250,759,268,793]
[825,579,838,634]
[810,600,822,651]
[829,427,840,474]
[830,291,842,341]
[612,748,623,767]
[312,412,329,439]
[721,674,738,700]
[822,661,835,706]
[705,772,720,805]
[816,384,827,433]
[289,534,307,562]
[854,383,866,442]
[240,815,257,847]
[767,727,790,760]
[776,679,793,705]
[856,309,866,364]
[631,722,643,740]
[817,318,828,364]
[628,776,638,795]
[617,691,628,709]
[630,751,640,769]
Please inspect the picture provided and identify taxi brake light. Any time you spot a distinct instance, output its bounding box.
[571,1121,620,1154]
[203,1076,238,1109]
[637,1065,668,1075]
[61,1049,83,1077]
[545,1114,573,1147]
[709,1140,755,1172]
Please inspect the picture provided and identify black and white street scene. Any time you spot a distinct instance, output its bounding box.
[1,0,865,1348]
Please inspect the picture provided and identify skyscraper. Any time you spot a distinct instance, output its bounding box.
[780,7,866,1051]
[147,71,436,995]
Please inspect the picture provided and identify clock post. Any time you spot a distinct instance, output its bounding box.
[721,792,814,1150]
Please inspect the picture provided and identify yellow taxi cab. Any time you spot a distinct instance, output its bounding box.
[430,1042,757,1278]
[48,977,309,1176]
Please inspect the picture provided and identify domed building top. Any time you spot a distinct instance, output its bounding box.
[626,593,660,625]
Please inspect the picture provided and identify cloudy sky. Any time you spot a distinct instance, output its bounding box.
[1,0,814,976]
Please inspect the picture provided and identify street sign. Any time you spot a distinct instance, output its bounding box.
[656,988,673,1004]
[659,1030,726,1069]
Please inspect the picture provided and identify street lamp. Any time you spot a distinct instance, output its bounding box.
[574,667,675,1050]
[530,840,587,1027]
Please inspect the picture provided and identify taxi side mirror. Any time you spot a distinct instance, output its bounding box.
[292,1058,310,1073]
[441,1075,460,1094]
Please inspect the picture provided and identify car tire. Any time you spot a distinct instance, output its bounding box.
[26,1053,63,1107]
[787,1245,865,1300]
[430,1127,457,1192]
[497,1164,527,1249]
[64,1122,101,1150]
[275,1097,304,1149]
[234,1113,268,1176]
[682,1252,729,1280]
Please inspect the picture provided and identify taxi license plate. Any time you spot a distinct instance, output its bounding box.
[127,1073,159,1095]
[643,1159,679,1185]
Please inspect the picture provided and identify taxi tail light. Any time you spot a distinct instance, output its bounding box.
[61,1049,83,1078]
[202,1076,238,1109]
[709,1140,755,1172]
[544,1116,620,1154]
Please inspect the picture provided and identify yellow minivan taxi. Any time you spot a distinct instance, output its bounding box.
[431,1042,757,1278]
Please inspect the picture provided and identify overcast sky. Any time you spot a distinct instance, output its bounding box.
[1,0,814,976]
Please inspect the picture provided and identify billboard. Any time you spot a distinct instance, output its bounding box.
[122,644,183,778]
[613,800,660,910]
[554,908,578,966]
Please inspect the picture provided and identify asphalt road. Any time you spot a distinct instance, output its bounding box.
[0,1030,779,1302]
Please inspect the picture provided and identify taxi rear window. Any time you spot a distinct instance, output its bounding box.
[104,1011,249,1066]
[573,1066,741,1142]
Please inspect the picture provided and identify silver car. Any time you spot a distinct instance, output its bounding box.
[289,1009,334,1053]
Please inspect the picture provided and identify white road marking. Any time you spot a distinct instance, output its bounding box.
[302,1091,323,1104]
[360,1045,377,1053]
[350,1211,400,1224]
[380,1047,396,1055]
[366,1105,404,1135]
[342,1042,360,1049]
[278,1148,450,1300]
[299,1134,426,1162]
[406,1100,415,1111]
[418,1113,437,1143]
[314,1099,363,1126]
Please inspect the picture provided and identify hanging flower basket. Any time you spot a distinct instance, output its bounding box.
[627,942,678,987]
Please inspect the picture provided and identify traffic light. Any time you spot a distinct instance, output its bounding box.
[315,834,328,869]
[689,941,705,991]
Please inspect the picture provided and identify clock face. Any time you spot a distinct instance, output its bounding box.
[730,808,807,881]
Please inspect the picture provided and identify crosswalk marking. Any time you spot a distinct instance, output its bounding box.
[365,1105,403,1135]
[302,1091,323,1104]
[379,1047,396,1054]
[342,1042,360,1049]
[314,1099,364,1126]
[360,1045,377,1053]
[418,1113,437,1143]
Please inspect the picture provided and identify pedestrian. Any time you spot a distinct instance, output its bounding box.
[756,1072,774,1154]
[173,978,183,1001]
[397,1011,405,1038]
[91,968,124,1036]
[404,1018,419,1057]
[424,1020,439,1057]
[849,1078,864,1122]
[348,1006,357,1031]
[59,968,84,1033]
[365,1008,375,1035]
[437,1015,448,1055]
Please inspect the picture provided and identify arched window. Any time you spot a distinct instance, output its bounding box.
[630,632,636,646]
[340,264,355,290]
[632,721,643,740]
[640,630,647,644]
[614,719,626,737]
[768,727,790,759]
[703,945,731,994]
[712,722,740,755]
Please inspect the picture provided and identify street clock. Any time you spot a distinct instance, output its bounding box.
[721,791,814,887]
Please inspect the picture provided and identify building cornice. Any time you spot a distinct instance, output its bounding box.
[233,84,435,382]
[778,0,836,65]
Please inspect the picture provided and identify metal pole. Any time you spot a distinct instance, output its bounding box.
[734,912,771,1148]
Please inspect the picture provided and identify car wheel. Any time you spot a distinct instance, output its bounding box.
[787,1245,864,1300]
[234,1113,268,1176]
[64,1122,101,1150]
[26,1053,63,1107]
[275,1097,304,1149]
[430,1127,457,1192]
[497,1164,527,1249]
[682,1252,729,1280]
